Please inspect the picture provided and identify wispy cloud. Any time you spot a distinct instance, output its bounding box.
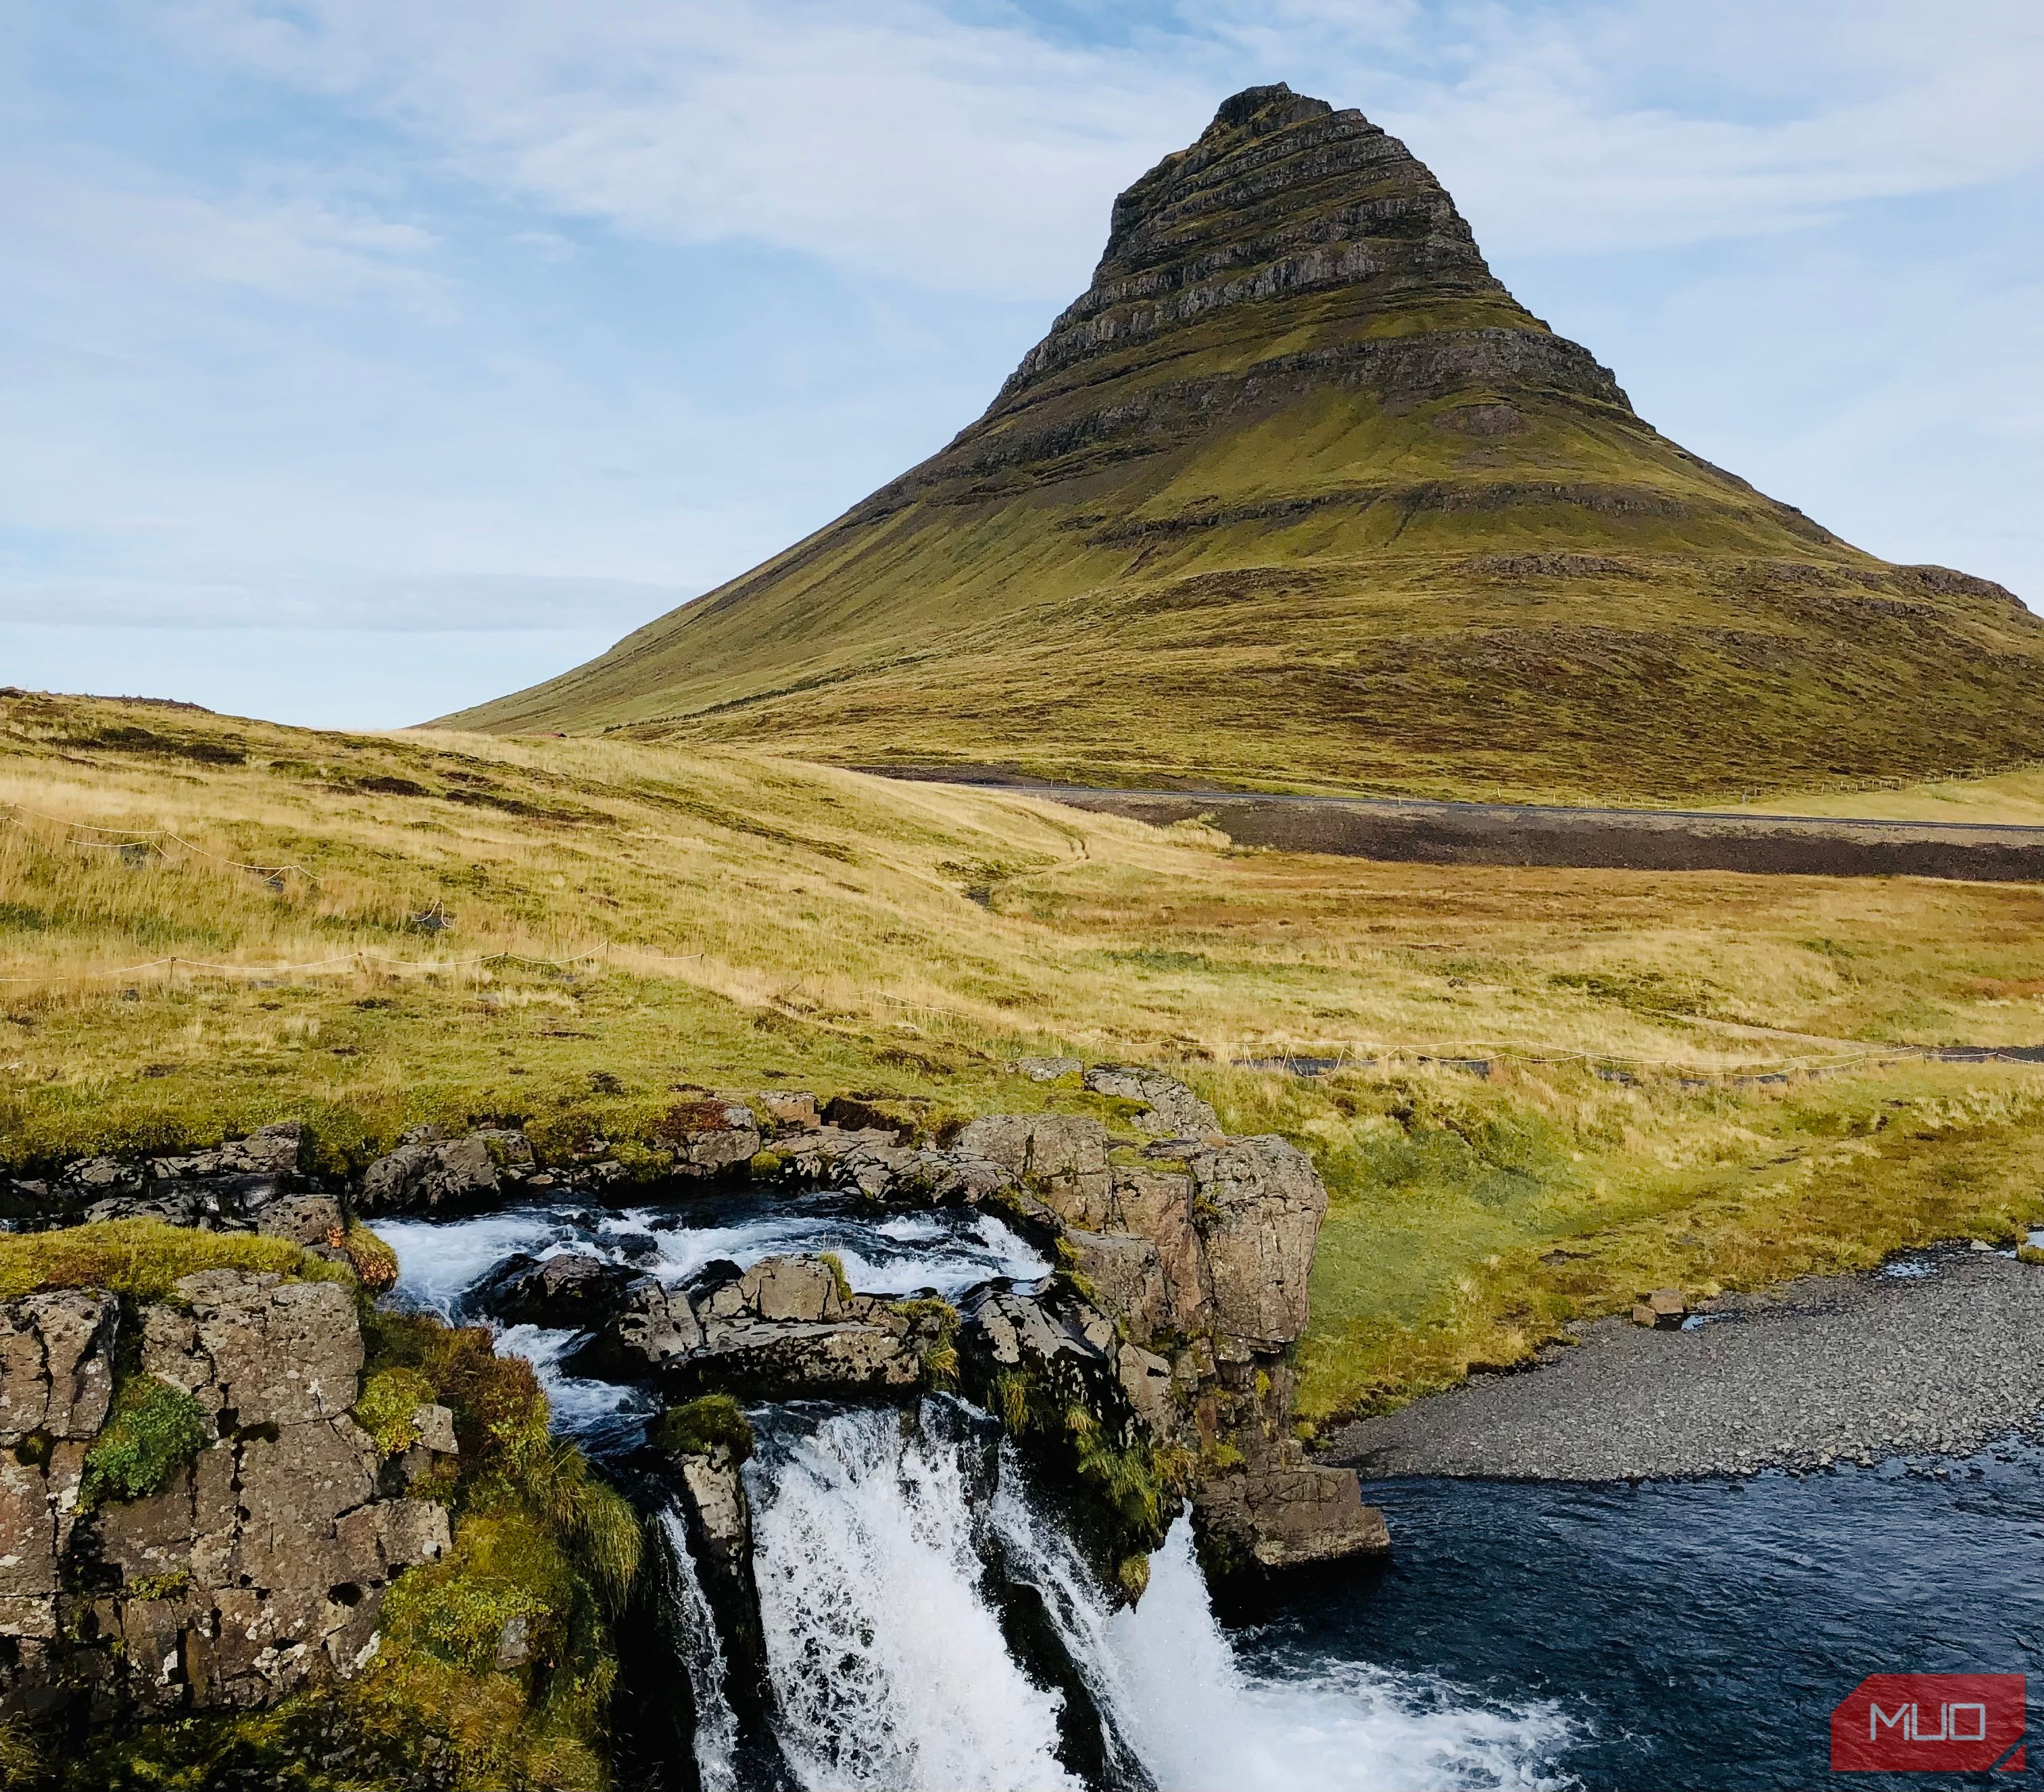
[0,0,2036,727]
[152,0,2044,281]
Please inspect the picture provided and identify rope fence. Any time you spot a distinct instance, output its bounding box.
[0,800,321,887]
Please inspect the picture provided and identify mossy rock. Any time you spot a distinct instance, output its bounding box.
[80,1377,205,1508]
[650,1395,754,1465]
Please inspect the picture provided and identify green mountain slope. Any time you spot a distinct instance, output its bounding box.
[447,83,2044,802]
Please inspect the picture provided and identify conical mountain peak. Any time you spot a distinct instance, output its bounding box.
[447,87,2043,804]
[1002,84,1525,408]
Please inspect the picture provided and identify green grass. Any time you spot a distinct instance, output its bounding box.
[5,696,2042,1433]
[0,1219,349,1303]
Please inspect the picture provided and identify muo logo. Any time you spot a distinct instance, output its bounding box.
[1831,1674,2026,1772]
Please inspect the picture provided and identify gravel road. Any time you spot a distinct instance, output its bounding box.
[865,769,2044,881]
[1317,1244,2044,1480]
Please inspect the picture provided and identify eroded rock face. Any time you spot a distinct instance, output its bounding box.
[956,1114,1116,1228]
[1083,1066,1223,1140]
[0,1273,449,1721]
[1187,1136,1325,1351]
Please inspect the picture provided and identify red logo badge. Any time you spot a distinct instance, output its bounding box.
[1832,1674,2026,1772]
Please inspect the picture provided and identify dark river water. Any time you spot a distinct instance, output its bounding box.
[1245,1448,2044,1789]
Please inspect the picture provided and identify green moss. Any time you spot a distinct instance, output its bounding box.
[650,1395,754,1465]
[80,1377,205,1507]
[379,1510,565,1676]
[353,1366,437,1457]
[0,1219,351,1304]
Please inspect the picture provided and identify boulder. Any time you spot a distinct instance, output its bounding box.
[253,1192,345,1249]
[563,1276,706,1380]
[1083,1066,1221,1140]
[751,1091,820,1130]
[474,1251,634,1329]
[1632,1288,1688,1329]
[654,1101,762,1176]
[954,1114,1117,1228]
[734,1255,846,1324]
[358,1134,506,1213]
[1194,1463,1389,1576]
[1011,1057,1082,1082]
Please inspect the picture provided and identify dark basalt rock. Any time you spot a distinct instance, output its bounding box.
[471,1251,637,1330]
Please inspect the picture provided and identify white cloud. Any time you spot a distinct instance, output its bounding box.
[149,0,2044,284]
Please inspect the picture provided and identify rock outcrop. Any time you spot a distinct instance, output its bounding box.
[955,1096,1386,1578]
[570,1255,946,1403]
[0,1272,449,1720]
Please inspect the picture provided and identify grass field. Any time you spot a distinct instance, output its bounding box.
[3,690,2041,1422]
[1722,762,2044,826]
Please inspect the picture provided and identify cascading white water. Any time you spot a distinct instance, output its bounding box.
[656,1509,741,1792]
[745,1405,1082,1792]
[376,1203,1572,1791]
[992,1467,1576,1792]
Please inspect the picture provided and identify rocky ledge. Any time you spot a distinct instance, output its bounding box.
[3,1054,1390,1626]
[0,1271,452,1721]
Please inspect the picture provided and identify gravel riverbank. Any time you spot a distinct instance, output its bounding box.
[1318,1244,2044,1480]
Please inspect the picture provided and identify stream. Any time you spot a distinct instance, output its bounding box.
[374,1192,2041,1790]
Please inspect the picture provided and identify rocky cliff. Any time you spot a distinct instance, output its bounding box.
[0,1272,449,1722]
[444,82,2044,804]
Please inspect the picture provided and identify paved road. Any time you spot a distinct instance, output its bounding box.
[865,769,2044,881]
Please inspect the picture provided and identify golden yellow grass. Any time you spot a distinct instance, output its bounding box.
[1718,760,2044,827]
[3,692,2040,1419]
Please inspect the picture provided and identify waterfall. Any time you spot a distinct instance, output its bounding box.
[656,1509,743,1792]
[744,1403,1083,1792]
[993,1466,1576,1792]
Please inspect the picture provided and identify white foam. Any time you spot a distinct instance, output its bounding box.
[658,1509,741,1792]
[993,1468,1576,1792]
[746,1406,1079,1792]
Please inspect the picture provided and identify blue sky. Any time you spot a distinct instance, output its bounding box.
[4,0,2040,728]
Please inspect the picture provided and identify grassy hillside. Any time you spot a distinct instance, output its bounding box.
[4,691,2041,1425]
[445,87,2044,803]
[1720,761,2044,826]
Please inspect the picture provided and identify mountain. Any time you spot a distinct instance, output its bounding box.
[445,84,2044,801]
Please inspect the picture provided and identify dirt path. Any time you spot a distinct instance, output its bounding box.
[866,771,2044,882]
